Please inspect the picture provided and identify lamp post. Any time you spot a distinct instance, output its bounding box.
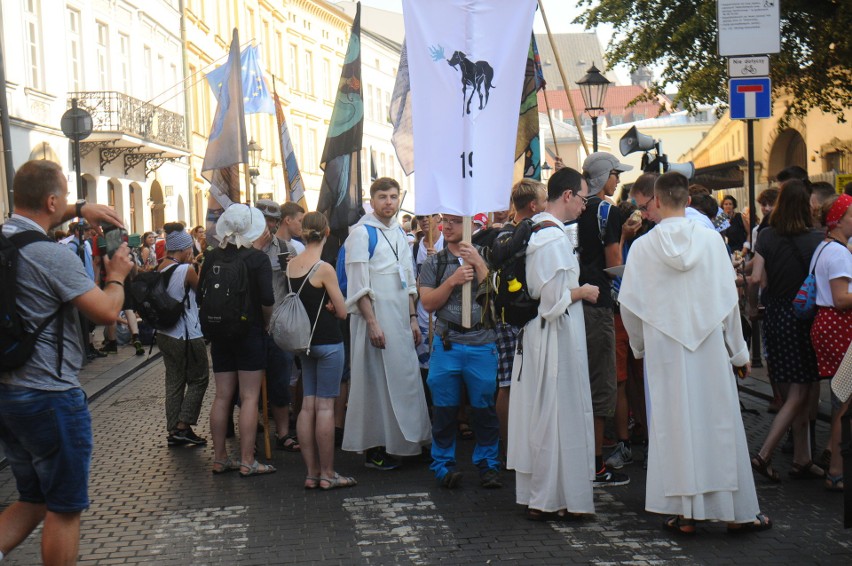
[576,64,611,153]
[541,161,552,182]
[247,138,263,205]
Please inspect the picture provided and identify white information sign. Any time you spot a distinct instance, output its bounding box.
[717,0,780,56]
[728,56,770,77]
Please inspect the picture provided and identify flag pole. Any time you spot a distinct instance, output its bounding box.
[462,217,472,328]
[538,0,589,154]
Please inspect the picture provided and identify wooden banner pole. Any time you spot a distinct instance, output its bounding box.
[461,216,472,328]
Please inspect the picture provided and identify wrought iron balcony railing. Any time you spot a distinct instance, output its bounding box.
[68,91,187,150]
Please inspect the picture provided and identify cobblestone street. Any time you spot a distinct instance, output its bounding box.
[1,357,849,565]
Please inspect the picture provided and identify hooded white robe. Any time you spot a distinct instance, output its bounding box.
[507,212,596,514]
[342,214,431,456]
[619,217,760,522]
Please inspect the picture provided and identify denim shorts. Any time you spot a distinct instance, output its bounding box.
[0,385,92,513]
[210,324,267,373]
[265,335,293,407]
[299,342,345,398]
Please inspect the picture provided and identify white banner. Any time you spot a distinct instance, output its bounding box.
[403,0,537,216]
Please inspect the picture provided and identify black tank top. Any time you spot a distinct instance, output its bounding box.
[289,273,343,345]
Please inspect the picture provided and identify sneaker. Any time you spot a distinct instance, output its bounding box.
[167,432,189,447]
[133,340,145,356]
[480,468,502,489]
[173,427,207,446]
[88,346,108,359]
[440,470,463,489]
[605,442,634,470]
[594,468,630,488]
[99,340,118,355]
[365,448,401,470]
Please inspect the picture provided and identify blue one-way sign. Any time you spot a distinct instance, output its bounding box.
[729,77,772,120]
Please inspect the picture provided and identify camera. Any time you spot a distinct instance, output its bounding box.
[97,223,128,258]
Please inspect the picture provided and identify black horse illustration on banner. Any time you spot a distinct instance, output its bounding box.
[430,45,495,116]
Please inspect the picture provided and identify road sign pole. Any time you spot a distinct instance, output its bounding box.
[71,99,83,202]
[747,118,756,240]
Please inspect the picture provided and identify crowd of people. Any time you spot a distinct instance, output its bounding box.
[1,155,851,561]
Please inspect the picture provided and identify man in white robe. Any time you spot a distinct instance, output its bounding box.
[342,177,431,469]
[619,171,771,533]
[507,170,600,519]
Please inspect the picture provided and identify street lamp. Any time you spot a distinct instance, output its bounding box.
[541,161,552,182]
[576,63,611,153]
[247,138,263,204]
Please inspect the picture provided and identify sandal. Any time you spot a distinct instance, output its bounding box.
[727,513,772,534]
[750,453,781,483]
[458,423,474,441]
[663,515,696,535]
[526,509,557,522]
[211,458,240,475]
[319,472,357,491]
[304,476,320,490]
[825,474,844,492]
[239,460,277,477]
[276,433,301,452]
[789,460,825,480]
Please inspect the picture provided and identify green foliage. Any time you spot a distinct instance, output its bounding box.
[576,0,852,124]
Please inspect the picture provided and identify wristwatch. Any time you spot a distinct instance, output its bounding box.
[75,200,86,218]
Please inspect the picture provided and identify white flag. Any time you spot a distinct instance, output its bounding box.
[403,0,537,216]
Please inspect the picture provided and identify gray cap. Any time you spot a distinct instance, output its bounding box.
[582,152,633,195]
[255,199,282,219]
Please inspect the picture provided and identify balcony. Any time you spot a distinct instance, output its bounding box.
[69,91,187,149]
[68,92,189,176]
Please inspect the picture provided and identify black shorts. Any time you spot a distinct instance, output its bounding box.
[210,325,267,373]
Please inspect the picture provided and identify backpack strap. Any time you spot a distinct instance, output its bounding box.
[435,248,452,284]
[366,225,379,259]
[596,200,612,244]
[287,261,323,296]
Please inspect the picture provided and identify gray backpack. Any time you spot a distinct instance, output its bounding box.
[270,261,325,355]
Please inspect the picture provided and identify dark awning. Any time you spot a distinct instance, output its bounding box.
[693,159,747,191]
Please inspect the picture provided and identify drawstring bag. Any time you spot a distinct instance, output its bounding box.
[792,242,835,320]
[270,261,325,355]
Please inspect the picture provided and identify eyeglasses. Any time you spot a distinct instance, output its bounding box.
[442,218,464,227]
[610,170,621,179]
[631,195,654,212]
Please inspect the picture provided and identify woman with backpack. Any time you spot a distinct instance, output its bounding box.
[748,180,825,482]
[810,194,852,491]
[200,205,276,477]
[286,212,353,490]
[157,223,210,447]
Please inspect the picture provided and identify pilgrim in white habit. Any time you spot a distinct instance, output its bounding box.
[507,170,598,519]
[618,171,770,533]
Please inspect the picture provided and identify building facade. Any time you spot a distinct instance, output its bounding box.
[0,0,190,232]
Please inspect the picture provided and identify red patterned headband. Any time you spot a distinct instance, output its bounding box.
[826,194,852,231]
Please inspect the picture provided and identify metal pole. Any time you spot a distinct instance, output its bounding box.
[747,119,756,239]
[71,99,84,203]
[591,116,599,153]
[0,34,16,216]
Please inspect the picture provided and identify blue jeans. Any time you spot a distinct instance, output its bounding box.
[426,340,499,479]
[0,385,92,513]
[299,343,345,398]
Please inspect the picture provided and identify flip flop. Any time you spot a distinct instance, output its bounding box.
[825,474,844,492]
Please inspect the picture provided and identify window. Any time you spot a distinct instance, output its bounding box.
[306,129,318,172]
[374,88,383,123]
[611,115,623,126]
[96,22,110,90]
[66,7,82,92]
[128,185,137,233]
[322,59,332,100]
[383,91,390,123]
[293,124,303,164]
[143,46,153,99]
[107,180,116,209]
[303,50,314,94]
[276,32,285,78]
[118,33,131,93]
[24,0,44,89]
[289,44,299,90]
[367,85,374,119]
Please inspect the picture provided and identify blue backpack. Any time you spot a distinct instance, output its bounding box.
[336,224,407,297]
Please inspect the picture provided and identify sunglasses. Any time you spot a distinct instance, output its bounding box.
[256,202,281,216]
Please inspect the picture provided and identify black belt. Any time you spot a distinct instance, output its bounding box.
[444,321,483,334]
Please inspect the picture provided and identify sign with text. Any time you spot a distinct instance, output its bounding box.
[729,77,772,120]
[728,56,770,77]
[717,0,780,56]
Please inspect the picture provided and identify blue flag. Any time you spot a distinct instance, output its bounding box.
[206,45,275,115]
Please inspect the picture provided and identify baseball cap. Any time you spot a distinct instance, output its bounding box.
[582,152,633,195]
[473,213,488,227]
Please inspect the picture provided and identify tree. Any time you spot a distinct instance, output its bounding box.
[577,0,852,123]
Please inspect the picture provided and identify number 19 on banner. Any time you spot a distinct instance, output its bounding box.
[460,151,474,179]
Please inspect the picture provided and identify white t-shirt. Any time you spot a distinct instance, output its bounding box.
[810,240,852,307]
[289,238,305,255]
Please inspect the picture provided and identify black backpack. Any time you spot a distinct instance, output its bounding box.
[0,229,65,372]
[487,219,560,327]
[199,249,251,340]
[129,265,187,331]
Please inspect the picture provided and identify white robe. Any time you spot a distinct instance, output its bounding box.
[619,217,760,522]
[507,212,596,514]
[342,214,431,456]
